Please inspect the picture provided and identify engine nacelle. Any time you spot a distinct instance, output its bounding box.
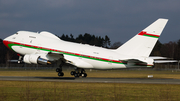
[23,54,51,65]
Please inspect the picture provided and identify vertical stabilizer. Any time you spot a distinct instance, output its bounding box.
[116,18,168,57]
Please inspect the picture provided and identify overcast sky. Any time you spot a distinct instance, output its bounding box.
[0,0,180,44]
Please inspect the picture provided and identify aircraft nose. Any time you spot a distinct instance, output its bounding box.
[3,39,9,48]
[3,37,10,49]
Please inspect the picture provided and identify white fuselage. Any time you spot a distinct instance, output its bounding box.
[3,31,153,69]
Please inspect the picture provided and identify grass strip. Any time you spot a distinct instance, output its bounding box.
[0,81,180,101]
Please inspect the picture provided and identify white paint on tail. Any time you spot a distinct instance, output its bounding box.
[115,18,168,57]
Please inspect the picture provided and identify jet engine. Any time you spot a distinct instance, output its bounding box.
[23,54,51,65]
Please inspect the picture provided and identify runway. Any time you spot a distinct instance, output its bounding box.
[0,76,180,84]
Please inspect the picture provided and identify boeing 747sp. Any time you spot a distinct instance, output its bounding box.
[3,18,168,77]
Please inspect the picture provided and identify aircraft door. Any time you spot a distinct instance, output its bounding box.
[28,36,40,53]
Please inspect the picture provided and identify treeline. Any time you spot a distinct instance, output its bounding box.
[0,39,9,64]
[151,40,180,60]
[59,33,111,48]
[0,39,20,64]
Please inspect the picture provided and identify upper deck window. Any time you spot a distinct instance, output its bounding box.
[29,36,36,38]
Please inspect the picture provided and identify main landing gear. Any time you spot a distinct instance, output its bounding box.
[56,64,87,78]
[70,68,87,78]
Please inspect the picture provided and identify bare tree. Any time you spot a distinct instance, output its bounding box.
[110,42,122,49]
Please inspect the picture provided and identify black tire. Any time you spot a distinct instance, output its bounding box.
[58,72,64,76]
[84,73,87,77]
[75,69,79,74]
[74,73,79,78]
[61,72,64,76]
[58,72,61,76]
[71,71,75,75]
[56,68,60,72]
[81,69,85,73]
[79,73,82,77]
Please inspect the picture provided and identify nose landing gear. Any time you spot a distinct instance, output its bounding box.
[71,69,87,78]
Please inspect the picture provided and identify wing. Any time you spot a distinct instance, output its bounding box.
[149,56,168,60]
[48,52,93,68]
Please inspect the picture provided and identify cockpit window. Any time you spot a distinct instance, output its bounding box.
[15,33,18,35]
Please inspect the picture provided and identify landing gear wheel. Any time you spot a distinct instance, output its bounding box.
[56,63,64,77]
[58,72,64,76]
[83,73,87,77]
[81,69,85,73]
[71,71,75,76]
[74,73,79,78]
[81,73,87,77]
[70,68,87,78]
[56,68,62,72]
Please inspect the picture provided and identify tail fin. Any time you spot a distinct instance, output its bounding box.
[115,18,168,57]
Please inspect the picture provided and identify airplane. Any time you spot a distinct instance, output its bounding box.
[3,18,168,78]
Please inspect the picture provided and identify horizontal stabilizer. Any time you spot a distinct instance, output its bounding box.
[154,60,178,63]
[149,56,168,60]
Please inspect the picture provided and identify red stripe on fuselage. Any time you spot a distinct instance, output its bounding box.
[3,40,123,64]
[3,40,10,48]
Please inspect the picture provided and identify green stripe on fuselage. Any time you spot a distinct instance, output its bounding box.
[8,44,124,65]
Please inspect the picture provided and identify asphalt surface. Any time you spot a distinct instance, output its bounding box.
[0,76,180,84]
